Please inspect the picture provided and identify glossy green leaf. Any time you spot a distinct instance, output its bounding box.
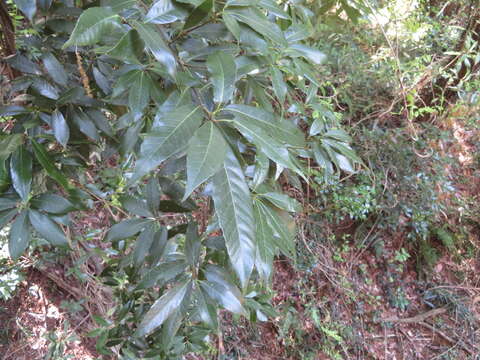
[42,53,68,87]
[201,265,246,315]
[0,209,17,231]
[226,104,305,147]
[133,223,156,268]
[132,21,176,77]
[0,195,19,211]
[259,192,302,213]
[63,7,122,48]
[184,0,213,29]
[135,105,203,181]
[105,218,153,242]
[29,210,68,247]
[137,280,192,336]
[31,140,70,190]
[51,110,69,147]
[10,147,32,202]
[0,134,23,159]
[253,201,274,281]
[145,177,161,214]
[211,148,255,287]
[128,71,153,115]
[30,194,76,214]
[256,200,295,258]
[207,52,236,104]
[185,222,200,266]
[145,0,188,24]
[71,109,100,141]
[119,195,153,217]
[226,8,287,46]
[9,210,30,260]
[270,67,287,104]
[136,260,188,290]
[106,30,143,64]
[184,122,227,200]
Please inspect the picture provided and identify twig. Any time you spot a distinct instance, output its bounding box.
[378,307,447,324]
[419,322,476,356]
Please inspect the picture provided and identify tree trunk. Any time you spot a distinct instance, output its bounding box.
[0,0,18,79]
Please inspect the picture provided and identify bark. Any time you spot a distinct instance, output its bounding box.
[0,0,18,79]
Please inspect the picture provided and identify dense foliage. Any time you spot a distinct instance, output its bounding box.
[0,0,364,357]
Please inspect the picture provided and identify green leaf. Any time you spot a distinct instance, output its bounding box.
[145,177,161,214]
[31,140,70,190]
[185,222,200,266]
[195,287,217,328]
[128,71,153,115]
[101,0,136,13]
[137,280,192,336]
[226,104,305,147]
[119,195,153,217]
[105,218,153,242]
[201,265,247,315]
[106,30,144,64]
[211,148,255,287]
[63,7,122,48]
[256,200,295,258]
[184,122,227,200]
[223,12,241,40]
[14,0,36,21]
[132,21,176,77]
[0,106,30,117]
[10,147,32,201]
[270,67,287,104]
[184,0,213,29]
[0,195,20,211]
[0,209,17,230]
[30,194,76,214]
[230,117,302,176]
[86,109,114,138]
[29,210,68,247]
[253,201,274,281]
[134,104,203,181]
[136,260,188,290]
[71,108,100,141]
[133,223,156,268]
[42,53,68,87]
[51,110,69,147]
[145,0,188,24]
[207,52,236,104]
[258,192,301,213]
[0,134,23,159]
[287,44,326,65]
[225,8,287,46]
[9,210,30,260]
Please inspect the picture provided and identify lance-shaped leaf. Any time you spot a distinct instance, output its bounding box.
[9,210,30,260]
[211,148,255,287]
[145,0,188,24]
[71,109,100,141]
[132,21,176,77]
[258,192,302,213]
[253,201,275,281]
[29,210,68,247]
[135,259,188,290]
[0,209,17,230]
[10,147,32,202]
[31,194,76,214]
[184,122,227,200]
[225,7,287,46]
[31,140,70,190]
[106,30,144,64]
[137,280,192,336]
[128,71,153,115]
[105,218,153,242]
[226,104,305,147]
[207,52,236,104]
[133,223,156,268]
[0,134,23,159]
[63,7,122,48]
[270,67,287,105]
[14,0,36,21]
[42,53,68,86]
[51,109,69,147]
[256,200,295,258]
[134,104,203,181]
